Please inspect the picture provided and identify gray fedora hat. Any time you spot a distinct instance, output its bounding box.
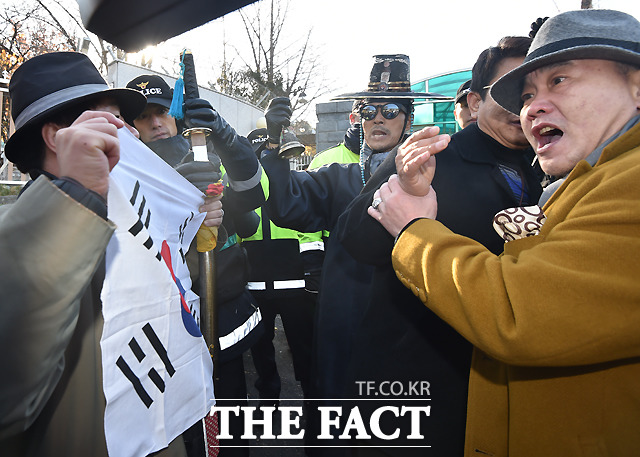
[491,9,640,115]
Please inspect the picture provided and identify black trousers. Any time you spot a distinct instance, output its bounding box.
[249,289,316,400]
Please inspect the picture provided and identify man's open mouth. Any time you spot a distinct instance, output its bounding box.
[537,125,563,148]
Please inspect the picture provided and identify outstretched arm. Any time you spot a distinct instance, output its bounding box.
[184,98,266,211]
[364,126,449,238]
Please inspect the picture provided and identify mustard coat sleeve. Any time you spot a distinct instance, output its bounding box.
[391,158,640,367]
[0,177,114,438]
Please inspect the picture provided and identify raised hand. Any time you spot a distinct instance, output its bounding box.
[264,97,292,145]
[184,98,217,131]
[395,126,450,196]
[55,110,124,198]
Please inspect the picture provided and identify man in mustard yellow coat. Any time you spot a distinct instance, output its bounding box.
[368,9,640,456]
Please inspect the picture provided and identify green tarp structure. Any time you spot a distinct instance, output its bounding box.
[412,69,472,134]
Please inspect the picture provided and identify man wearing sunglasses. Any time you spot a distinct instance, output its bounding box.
[358,101,413,178]
[259,55,448,409]
[334,36,544,455]
[207,54,446,450]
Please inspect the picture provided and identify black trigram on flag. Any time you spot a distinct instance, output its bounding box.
[116,323,176,408]
[177,212,196,264]
[128,180,162,261]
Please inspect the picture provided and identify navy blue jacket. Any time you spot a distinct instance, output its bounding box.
[259,151,375,399]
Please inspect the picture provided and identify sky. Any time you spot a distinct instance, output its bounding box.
[146,0,640,123]
[4,0,640,123]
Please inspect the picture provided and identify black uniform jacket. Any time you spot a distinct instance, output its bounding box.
[259,150,375,399]
[335,123,543,455]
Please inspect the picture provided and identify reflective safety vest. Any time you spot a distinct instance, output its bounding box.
[241,172,323,295]
[308,142,360,239]
[309,143,359,169]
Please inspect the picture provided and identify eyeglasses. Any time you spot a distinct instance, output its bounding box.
[359,103,405,121]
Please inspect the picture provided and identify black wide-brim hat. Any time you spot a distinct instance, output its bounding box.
[332,54,450,101]
[491,9,640,115]
[5,51,146,166]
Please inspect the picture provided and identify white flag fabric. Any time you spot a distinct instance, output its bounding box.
[101,129,215,457]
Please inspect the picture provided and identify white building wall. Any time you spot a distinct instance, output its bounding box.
[107,61,263,136]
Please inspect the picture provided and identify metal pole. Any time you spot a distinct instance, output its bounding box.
[181,49,220,388]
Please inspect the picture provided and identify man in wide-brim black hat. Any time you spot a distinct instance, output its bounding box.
[202,53,446,450]
[333,54,450,179]
[0,51,190,456]
[372,9,640,455]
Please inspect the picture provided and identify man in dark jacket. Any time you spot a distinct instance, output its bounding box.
[259,56,447,408]
[242,128,317,405]
[334,36,543,456]
[204,54,446,455]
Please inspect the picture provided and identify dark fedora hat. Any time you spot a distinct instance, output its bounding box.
[333,54,449,101]
[126,74,173,109]
[491,9,640,115]
[5,51,146,167]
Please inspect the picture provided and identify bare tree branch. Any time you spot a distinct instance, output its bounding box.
[221,0,330,118]
[35,0,76,49]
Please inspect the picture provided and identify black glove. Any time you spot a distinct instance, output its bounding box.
[184,98,237,149]
[231,209,260,239]
[184,98,217,131]
[175,150,223,194]
[264,97,292,144]
[344,123,362,154]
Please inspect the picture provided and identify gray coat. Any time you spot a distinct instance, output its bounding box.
[0,177,186,457]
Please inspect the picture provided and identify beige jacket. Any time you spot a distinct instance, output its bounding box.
[0,177,186,457]
[392,123,640,456]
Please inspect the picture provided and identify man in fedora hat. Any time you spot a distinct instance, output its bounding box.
[372,9,640,455]
[0,52,212,456]
[334,36,543,455]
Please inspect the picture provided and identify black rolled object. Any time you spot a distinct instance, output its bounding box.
[77,0,259,52]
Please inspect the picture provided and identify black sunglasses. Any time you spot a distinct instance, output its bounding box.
[359,103,405,121]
